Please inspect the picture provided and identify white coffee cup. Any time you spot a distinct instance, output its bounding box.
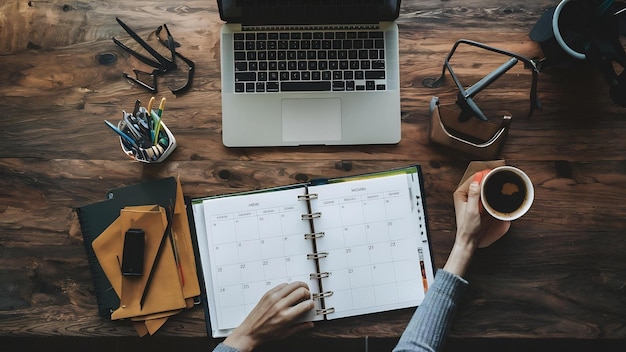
[480,166,534,221]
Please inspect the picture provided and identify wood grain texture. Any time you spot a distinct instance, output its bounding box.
[0,0,625,344]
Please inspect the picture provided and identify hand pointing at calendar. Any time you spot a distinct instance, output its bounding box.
[221,281,315,352]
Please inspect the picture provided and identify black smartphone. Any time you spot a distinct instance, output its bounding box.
[121,228,145,276]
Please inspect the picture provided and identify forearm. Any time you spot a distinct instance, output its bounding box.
[392,270,468,352]
[212,343,240,352]
[442,241,476,277]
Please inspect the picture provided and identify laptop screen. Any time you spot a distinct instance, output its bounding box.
[218,0,401,25]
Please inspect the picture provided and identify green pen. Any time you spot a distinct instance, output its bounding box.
[150,109,162,145]
[153,98,166,144]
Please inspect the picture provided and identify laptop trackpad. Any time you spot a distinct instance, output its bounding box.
[282,98,342,143]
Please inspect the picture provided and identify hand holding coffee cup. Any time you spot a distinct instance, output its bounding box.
[480,166,534,221]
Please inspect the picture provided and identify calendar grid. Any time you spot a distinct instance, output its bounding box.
[193,166,434,337]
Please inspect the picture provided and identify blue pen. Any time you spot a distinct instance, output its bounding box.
[104,120,139,149]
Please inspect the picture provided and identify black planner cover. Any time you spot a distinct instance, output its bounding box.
[75,177,178,317]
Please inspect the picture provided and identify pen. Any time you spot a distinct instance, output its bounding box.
[170,230,185,286]
[153,98,166,144]
[122,112,143,141]
[157,97,166,117]
[132,99,141,116]
[139,205,174,309]
[150,109,161,125]
[146,97,155,116]
[136,109,150,134]
[104,120,139,149]
[150,109,162,145]
[134,107,153,147]
[145,100,155,136]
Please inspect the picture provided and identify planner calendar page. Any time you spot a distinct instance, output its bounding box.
[192,166,434,337]
[309,172,433,319]
[194,186,323,337]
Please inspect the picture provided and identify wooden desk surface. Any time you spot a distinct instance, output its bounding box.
[1,0,625,344]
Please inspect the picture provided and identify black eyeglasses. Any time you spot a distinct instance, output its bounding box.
[423,39,542,122]
[112,17,195,95]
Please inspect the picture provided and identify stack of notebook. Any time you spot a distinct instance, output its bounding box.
[75,177,200,335]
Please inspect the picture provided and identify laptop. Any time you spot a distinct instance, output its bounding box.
[218,0,402,147]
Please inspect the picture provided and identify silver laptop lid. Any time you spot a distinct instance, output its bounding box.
[217,0,401,25]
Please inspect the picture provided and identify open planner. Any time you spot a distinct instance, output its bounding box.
[190,165,435,338]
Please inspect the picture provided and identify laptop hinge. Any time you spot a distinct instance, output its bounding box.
[241,24,380,31]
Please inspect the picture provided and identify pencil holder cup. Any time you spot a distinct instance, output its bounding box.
[118,120,177,163]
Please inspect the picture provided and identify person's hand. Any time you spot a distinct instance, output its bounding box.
[445,170,510,276]
[223,281,315,352]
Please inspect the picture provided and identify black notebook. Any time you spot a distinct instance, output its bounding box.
[75,177,178,317]
[190,165,435,337]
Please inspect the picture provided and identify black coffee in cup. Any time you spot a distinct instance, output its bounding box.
[483,170,527,214]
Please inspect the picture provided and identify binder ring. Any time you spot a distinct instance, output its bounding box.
[307,252,328,260]
[312,291,334,300]
[301,212,321,220]
[304,231,325,239]
[310,271,330,279]
[298,193,318,201]
[316,307,335,316]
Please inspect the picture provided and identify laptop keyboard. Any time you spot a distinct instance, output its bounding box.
[232,29,387,93]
